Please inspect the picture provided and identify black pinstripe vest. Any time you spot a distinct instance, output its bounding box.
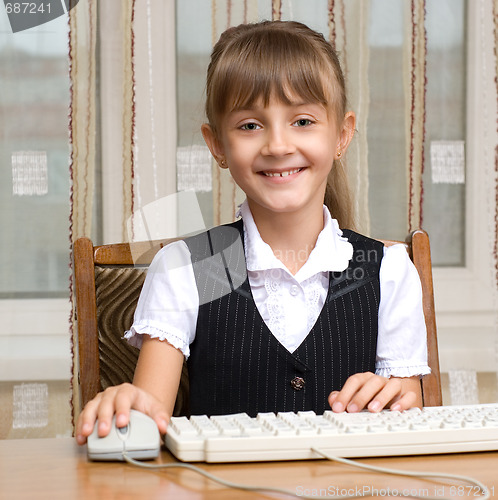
[185,219,384,416]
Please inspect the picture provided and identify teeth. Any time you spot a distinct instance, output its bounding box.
[264,168,301,177]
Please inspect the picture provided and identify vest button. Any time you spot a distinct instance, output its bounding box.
[290,376,305,391]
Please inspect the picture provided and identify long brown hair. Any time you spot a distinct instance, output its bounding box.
[205,20,356,229]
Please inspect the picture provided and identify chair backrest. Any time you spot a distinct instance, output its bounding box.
[73,236,189,416]
[72,229,442,416]
[379,230,442,407]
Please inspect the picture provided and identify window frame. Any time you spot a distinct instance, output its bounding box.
[0,299,71,381]
[432,0,497,372]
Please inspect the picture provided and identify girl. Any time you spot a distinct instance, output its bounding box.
[76,20,429,444]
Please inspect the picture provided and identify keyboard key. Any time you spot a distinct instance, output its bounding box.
[169,416,198,436]
[277,412,316,435]
[231,413,266,435]
[265,419,296,436]
[210,415,242,436]
[190,415,220,436]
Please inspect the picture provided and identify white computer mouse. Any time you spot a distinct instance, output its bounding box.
[87,409,161,461]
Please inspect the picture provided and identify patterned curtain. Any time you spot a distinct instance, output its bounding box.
[68,0,98,418]
[68,0,177,419]
[330,0,372,235]
[68,0,97,242]
[494,0,498,303]
[210,0,257,225]
[493,0,498,399]
[405,0,427,233]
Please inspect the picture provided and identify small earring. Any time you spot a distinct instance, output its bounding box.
[336,151,342,159]
[219,159,227,168]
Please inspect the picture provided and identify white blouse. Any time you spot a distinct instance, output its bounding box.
[125,201,430,379]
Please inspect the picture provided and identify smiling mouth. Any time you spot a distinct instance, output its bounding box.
[262,168,303,178]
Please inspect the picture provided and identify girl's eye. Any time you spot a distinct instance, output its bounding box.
[294,118,312,127]
[240,122,260,131]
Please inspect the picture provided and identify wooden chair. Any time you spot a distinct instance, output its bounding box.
[381,230,442,407]
[72,236,189,416]
[72,229,442,416]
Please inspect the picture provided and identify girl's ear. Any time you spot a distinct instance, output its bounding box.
[201,123,228,168]
[336,111,356,158]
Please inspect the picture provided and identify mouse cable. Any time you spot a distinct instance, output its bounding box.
[311,448,490,500]
[123,451,490,500]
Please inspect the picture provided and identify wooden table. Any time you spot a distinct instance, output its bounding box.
[0,438,496,500]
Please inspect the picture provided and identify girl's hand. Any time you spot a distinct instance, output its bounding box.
[328,372,422,413]
[75,383,170,445]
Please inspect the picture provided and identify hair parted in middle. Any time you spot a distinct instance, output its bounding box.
[204,20,356,229]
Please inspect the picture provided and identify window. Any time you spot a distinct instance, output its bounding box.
[0,15,70,297]
[0,9,72,438]
[423,0,466,267]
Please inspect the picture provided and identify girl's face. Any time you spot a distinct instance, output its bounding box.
[202,94,355,222]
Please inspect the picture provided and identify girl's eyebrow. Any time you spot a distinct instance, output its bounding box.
[230,105,258,113]
[289,100,317,106]
[229,101,267,113]
[230,100,320,113]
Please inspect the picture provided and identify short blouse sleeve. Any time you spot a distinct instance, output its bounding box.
[124,239,199,358]
[375,244,431,378]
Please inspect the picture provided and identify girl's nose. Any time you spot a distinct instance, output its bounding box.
[261,127,296,157]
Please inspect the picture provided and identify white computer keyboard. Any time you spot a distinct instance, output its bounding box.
[164,403,498,463]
